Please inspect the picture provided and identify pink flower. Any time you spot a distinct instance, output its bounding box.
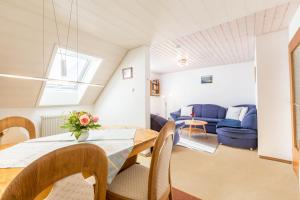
[79,114,90,126]
[92,115,99,123]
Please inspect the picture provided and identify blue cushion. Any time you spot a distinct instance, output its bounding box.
[218,109,226,119]
[241,108,257,130]
[201,104,220,118]
[170,110,180,120]
[150,114,167,132]
[177,116,193,121]
[176,117,222,124]
[191,104,202,117]
[199,117,222,123]
[217,119,241,128]
[202,105,226,118]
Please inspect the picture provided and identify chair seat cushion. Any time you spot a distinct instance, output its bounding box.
[46,173,94,200]
[108,164,149,200]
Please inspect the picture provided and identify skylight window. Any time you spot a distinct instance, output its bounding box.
[39,48,102,106]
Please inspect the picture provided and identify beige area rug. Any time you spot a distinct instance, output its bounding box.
[138,145,300,200]
[177,133,219,153]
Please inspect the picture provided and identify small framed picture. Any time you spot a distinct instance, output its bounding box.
[122,67,133,79]
[201,75,213,84]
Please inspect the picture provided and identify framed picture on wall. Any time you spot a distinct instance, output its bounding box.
[122,67,133,79]
[150,79,160,96]
[201,75,213,84]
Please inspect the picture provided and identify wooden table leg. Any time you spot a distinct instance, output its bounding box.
[120,155,138,171]
[189,124,192,137]
[203,125,207,138]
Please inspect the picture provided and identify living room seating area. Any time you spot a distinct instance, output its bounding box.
[171,104,227,133]
[167,104,258,150]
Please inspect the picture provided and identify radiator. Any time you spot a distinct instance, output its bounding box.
[41,115,67,137]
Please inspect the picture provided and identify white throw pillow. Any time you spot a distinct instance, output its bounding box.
[181,106,193,117]
[226,107,242,120]
[238,107,248,121]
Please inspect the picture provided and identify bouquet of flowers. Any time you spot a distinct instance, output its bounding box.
[61,111,101,141]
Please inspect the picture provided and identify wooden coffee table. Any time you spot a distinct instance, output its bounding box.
[182,120,208,138]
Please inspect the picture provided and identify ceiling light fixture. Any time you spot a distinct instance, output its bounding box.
[177,57,189,67]
[176,45,189,67]
[0,73,104,87]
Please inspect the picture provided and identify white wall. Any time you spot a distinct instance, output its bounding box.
[289,5,300,40]
[94,46,150,128]
[256,29,292,161]
[152,62,256,118]
[0,105,93,137]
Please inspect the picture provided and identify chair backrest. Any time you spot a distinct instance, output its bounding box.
[1,143,108,200]
[148,121,175,200]
[0,116,36,139]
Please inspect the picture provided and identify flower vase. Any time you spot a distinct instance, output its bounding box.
[76,130,89,142]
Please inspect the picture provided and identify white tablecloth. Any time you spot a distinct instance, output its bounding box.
[0,128,136,183]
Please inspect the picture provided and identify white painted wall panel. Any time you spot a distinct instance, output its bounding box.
[94,46,150,128]
[256,29,292,160]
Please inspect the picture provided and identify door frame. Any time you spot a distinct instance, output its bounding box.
[289,27,300,175]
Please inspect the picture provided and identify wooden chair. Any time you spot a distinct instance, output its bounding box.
[1,143,108,200]
[0,116,36,140]
[107,121,176,200]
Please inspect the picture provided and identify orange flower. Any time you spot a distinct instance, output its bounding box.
[79,114,90,126]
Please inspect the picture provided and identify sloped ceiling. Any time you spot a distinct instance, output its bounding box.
[0,0,299,107]
[151,1,300,73]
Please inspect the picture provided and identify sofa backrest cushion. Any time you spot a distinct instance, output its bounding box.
[171,104,226,120]
[241,108,257,130]
[196,104,226,119]
[151,114,168,132]
[190,104,202,117]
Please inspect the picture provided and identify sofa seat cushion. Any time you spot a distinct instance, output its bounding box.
[217,127,257,139]
[198,117,222,123]
[177,116,193,121]
[176,117,221,124]
[216,119,241,128]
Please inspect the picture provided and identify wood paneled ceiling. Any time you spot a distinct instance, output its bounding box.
[0,0,299,107]
[150,1,300,73]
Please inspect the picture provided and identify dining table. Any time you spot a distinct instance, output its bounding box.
[0,128,158,199]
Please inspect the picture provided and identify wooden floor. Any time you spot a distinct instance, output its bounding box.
[138,145,300,200]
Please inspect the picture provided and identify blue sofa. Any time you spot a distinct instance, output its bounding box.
[170,104,258,149]
[216,105,258,149]
[170,104,227,133]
